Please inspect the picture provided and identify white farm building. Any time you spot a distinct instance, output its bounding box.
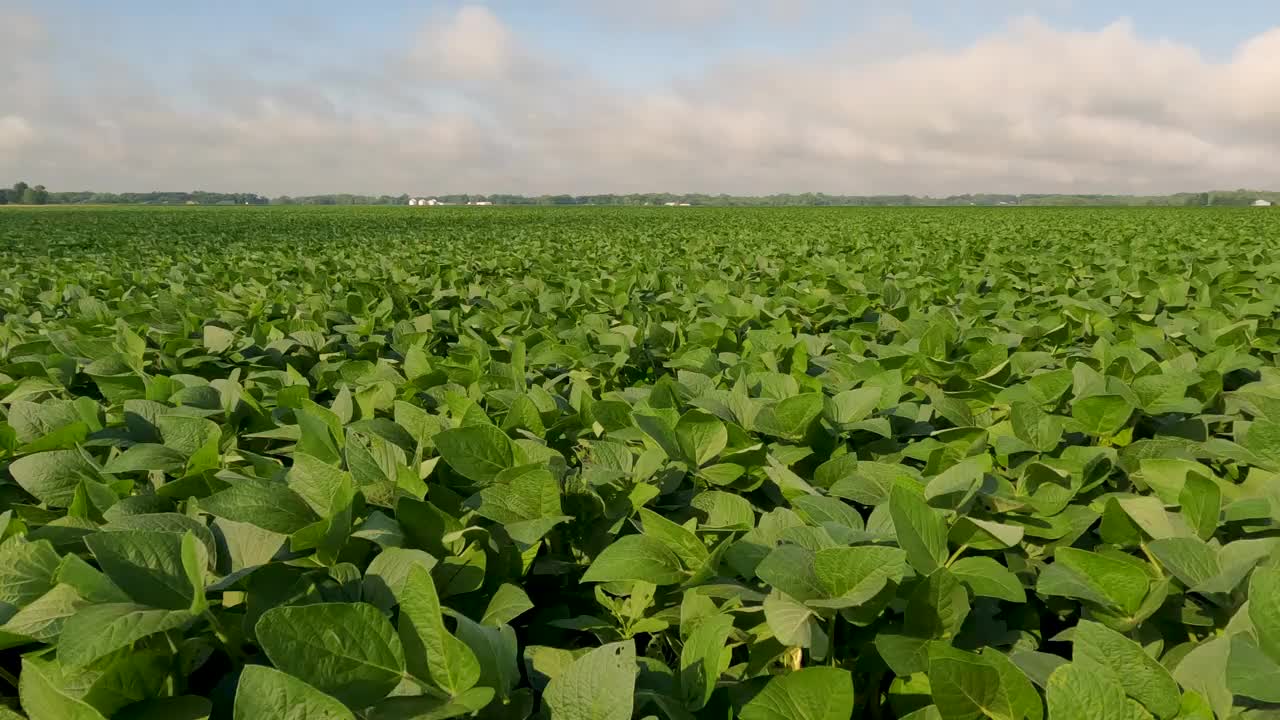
[1255,199,1273,207]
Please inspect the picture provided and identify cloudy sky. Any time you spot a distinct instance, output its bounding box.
[2,0,1279,196]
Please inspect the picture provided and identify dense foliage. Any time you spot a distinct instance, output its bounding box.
[1,206,1279,720]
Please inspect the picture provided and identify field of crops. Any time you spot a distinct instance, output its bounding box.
[2,205,1280,720]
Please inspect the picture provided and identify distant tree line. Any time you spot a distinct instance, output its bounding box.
[3,181,1276,208]
[0,182,269,206]
[0,182,49,205]
[273,194,409,206]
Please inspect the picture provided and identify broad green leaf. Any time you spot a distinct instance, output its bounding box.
[790,495,864,532]
[676,410,728,467]
[754,393,824,439]
[482,583,535,626]
[361,547,438,612]
[367,688,495,720]
[825,387,881,427]
[739,666,854,720]
[634,412,682,460]
[1116,496,1176,540]
[1046,662,1144,720]
[1036,548,1149,615]
[434,425,515,484]
[891,484,949,575]
[256,602,405,708]
[9,449,100,507]
[1071,395,1134,436]
[928,644,1041,720]
[582,535,687,585]
[287,452,354,518]
[925,456,989,509]
[1178,473,1220,542]
[1226,633,1280,703]
[756,544,824,603]
[58,603,193,669]
[638,508,708,569]
[949,556,1026,603]
[680,613,733,710]
[103,443,186,474]
[1248,565,1280,663]
[812,545,906,606]
[1147,537,1218,589]
[984,650,1045,720]
[233,665,355,720]
[763,589,826,656]
[0,538,61,607]
[1071,620,1180,719]
[0,583,86,643]
[905,569,970,641]
[1243,418,1280,469]
[1011,402,1064,453]
[876,634,932,677]
[203,325,235,353]
[74,650,171,716]
[449,611,519,700]
[692,490,756,530]
[396,565,479,696]
[85,529,207,610]
[201,476,320,535]
[544,640,636,720]
[929,644,1006,720]
[950,518,1025,550]
[1171,636,1231,719]
[19,657,109,720]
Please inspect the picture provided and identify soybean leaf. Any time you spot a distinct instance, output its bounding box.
[891,484,949,575]
[544,641,636,720]
[434,425,514,485]
[255,602,405,709]
[396,565,479,697]
[19,657,109,720]
[1178,473,1220,541]
[1071,620,1180,719]
[232,665,355,720]
[58,603,194,669]
[739,666,854,720]
[949,556,1026,603]
[680,613,733,710]
[676,410,728,467]
[1046,663,1142,720]
[582,535,687,586]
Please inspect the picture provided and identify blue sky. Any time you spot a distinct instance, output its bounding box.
[3,0,1279,194]
[37,0,1278,80]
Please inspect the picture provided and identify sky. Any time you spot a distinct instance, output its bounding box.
[2,0,1279,196]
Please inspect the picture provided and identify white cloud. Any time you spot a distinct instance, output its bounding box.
[411,6,520,79]
[1,4,1279,195]
[0,116,35,152]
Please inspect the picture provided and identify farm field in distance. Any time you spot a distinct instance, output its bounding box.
[2,205,1280,719]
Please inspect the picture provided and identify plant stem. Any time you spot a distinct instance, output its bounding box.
[828,614,838,667]
[0,666,19,689]
[204,610,244,661]
[1140,542,1164,577]
[945,544,970,568]
[165,632,181,696]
